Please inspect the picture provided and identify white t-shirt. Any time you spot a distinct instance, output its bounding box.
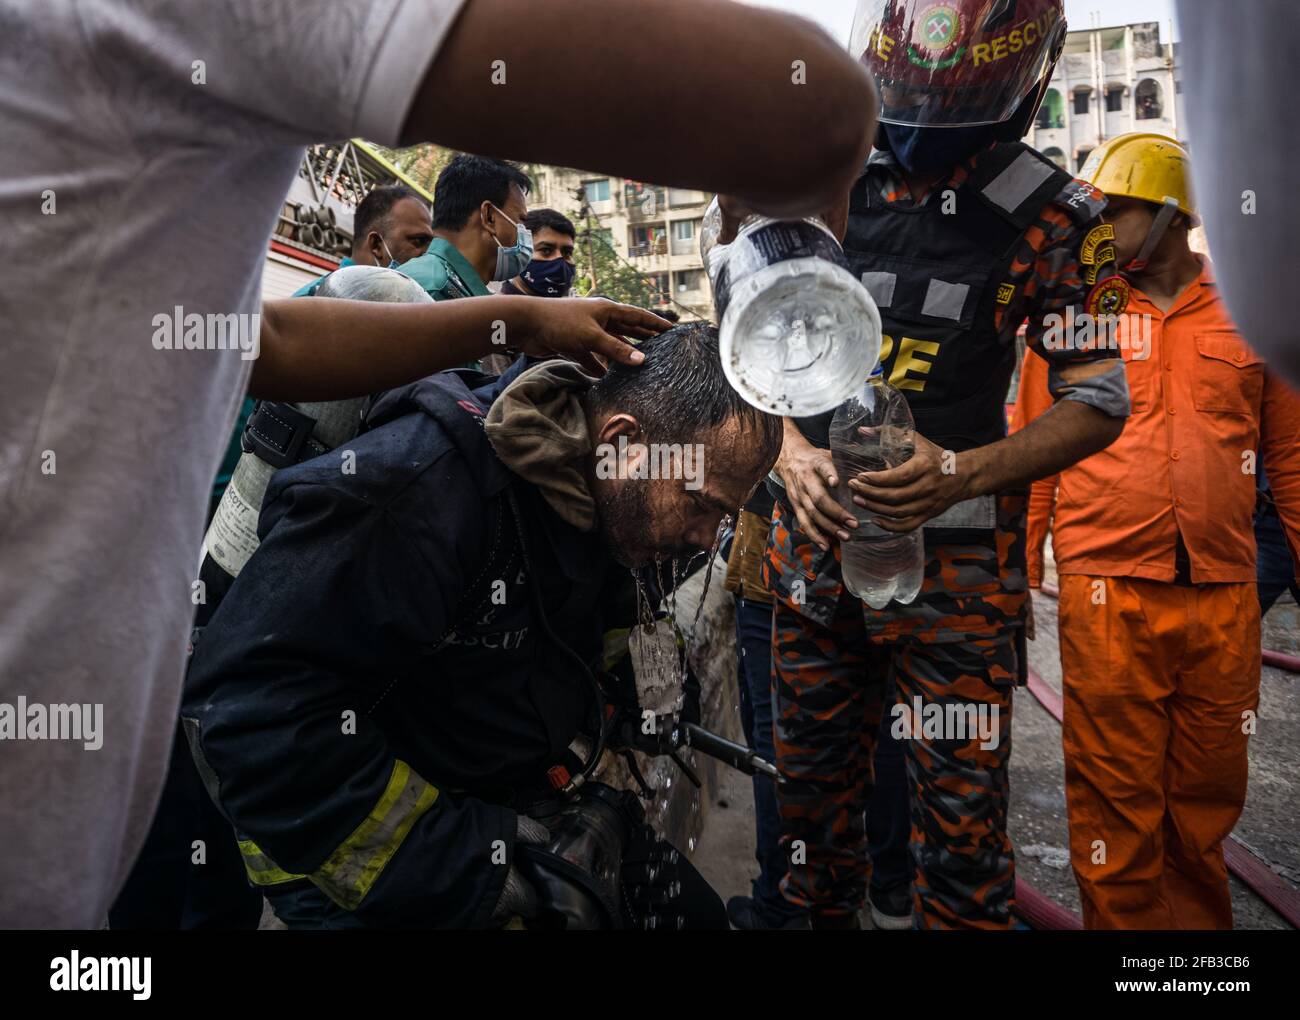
[0,0,466,927]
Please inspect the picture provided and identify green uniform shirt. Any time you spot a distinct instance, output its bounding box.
[397,238,492,370]
[398,238,490,302]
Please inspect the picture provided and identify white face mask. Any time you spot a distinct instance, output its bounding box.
[487,205,534,282]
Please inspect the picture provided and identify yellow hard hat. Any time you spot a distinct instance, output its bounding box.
[1079,132,1197,223]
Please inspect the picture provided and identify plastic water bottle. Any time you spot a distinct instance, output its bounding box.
[700,198,880,417]
[829,368,924,609]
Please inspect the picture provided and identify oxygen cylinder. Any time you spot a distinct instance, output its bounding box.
[195,265,432,623]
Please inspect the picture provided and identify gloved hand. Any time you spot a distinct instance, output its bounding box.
[488,814,550,926]
[514,785,639,930]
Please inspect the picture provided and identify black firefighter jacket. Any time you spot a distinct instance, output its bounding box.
[183,365,616,928]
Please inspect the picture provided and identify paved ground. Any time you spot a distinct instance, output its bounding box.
[691,579,1300,930]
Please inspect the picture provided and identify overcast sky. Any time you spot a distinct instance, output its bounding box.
[743,0,1178,44]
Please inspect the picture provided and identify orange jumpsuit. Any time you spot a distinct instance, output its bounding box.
[1012,257,1300,929]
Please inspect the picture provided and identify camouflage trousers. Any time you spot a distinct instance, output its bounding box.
[763,499,1027,929]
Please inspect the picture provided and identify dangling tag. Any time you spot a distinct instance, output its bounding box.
[627,618,683,717]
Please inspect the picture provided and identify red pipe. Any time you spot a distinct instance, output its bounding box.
[1025,668,1063,722]
[269,238,340,273]
[1263,648,1300,673]
[1222,840,1300,925]
[1014,878,1082,930]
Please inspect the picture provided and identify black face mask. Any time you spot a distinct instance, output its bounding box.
[521,257,577,297]
[882,122,999,174]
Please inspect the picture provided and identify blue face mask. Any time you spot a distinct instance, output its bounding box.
[521,257,577,297]
[488,205,534,282]
[379,238,400,270]
[882,122,998,175]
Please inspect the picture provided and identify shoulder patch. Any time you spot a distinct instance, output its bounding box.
[1080,222,1119,285]
[1086,275,1131,318]
[1053,178,1107,224]
[1080,223,1115,266]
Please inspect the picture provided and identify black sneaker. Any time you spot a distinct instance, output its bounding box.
[726,895,809,930]
[867,885,913,930]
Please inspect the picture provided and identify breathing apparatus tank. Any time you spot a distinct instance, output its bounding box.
[195,265,432,622]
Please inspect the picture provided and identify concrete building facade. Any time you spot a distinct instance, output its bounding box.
[1027,19,1184,173]
[529,166,713,320]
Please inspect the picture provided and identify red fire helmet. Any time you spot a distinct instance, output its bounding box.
[850,0,1067,127]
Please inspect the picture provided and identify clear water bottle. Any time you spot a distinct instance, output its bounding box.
[829,367,924,609]
[700,198,880,417]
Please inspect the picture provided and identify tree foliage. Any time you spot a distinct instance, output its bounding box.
[369,143,453,195]
[572,220,658,309]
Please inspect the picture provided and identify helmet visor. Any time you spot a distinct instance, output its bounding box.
[850,0,1065,127]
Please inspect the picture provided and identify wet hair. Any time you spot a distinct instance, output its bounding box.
[652,307,681,323]
[585,321,782,458]
[522,208,576,240]
[353,185,426,255]
[432,154,532,230]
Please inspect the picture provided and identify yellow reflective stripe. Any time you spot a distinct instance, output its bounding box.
[238,839,306,886]
[311,760,439,910]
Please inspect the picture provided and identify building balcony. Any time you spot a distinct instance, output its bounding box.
[673,292,713,320]
[628,240,668,258]
[629,248,671,273]
[1063,53,1093,76]
[667,188,711,209]
[625,185,667,223]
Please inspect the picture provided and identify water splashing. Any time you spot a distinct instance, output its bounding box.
[689,515,732,639]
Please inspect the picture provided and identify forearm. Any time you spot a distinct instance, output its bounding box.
[408,0,875,219]
[251,295,536,400]
[959,401,1122,498]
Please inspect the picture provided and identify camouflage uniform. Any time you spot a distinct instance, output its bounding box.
[764,144,1127,929]
[765,495,1025,927]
